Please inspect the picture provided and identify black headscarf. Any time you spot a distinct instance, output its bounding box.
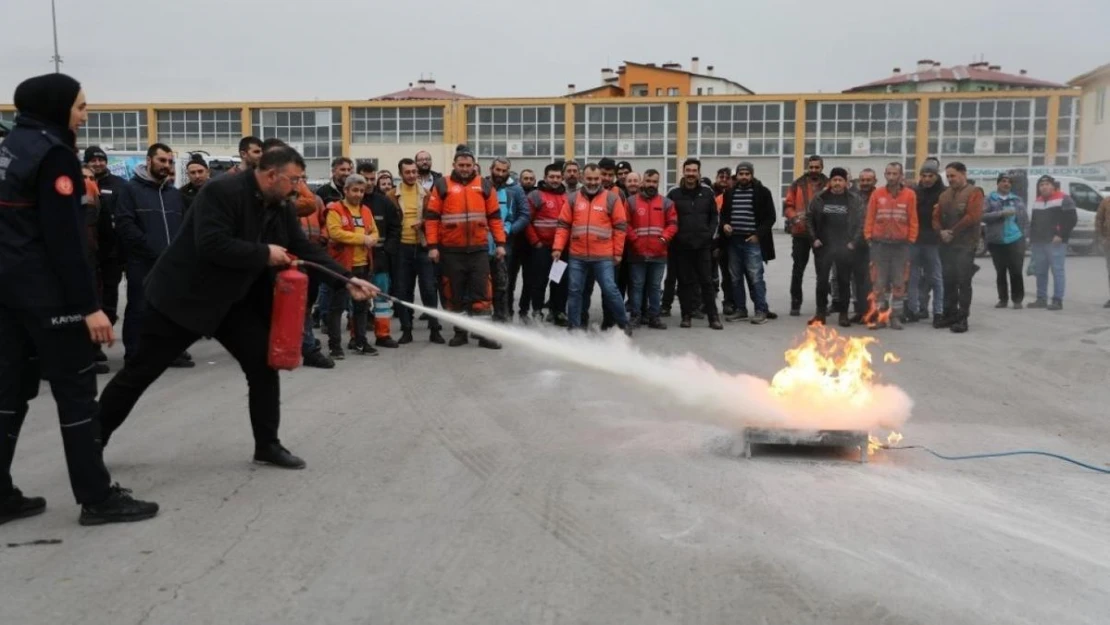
[13,73,82,146]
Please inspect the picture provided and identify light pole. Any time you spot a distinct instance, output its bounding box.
[50,0,62,72]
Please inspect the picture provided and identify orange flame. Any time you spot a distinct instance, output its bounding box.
[770,324,905,444]
[862,293,892,329]
[868,431,905,454]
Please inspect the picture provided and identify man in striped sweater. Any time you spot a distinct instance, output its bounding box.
[720,162,777,325]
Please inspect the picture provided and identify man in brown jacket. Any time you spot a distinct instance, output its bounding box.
[933,162,984,333]
[1097,196,1110,308]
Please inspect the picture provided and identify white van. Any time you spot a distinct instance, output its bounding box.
[976,172,1103,256]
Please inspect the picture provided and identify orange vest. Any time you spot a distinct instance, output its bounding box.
[425,175,505,252]
[326,201,375,271]
[865,185,919,244]
[554,189,627,261]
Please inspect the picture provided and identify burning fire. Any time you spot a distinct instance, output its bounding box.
[868,431,905,454]
[862,293,892,329]
[769,324,904,442]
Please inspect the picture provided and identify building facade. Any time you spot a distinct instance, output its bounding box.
[846,60,1065,94]
[0,88,1083,204]
[1070,63,1110,168]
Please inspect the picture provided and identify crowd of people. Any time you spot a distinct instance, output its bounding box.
[4,72,1110,526]
[78,137,1106,376]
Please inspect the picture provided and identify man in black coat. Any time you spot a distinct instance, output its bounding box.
[97,147,378,470]
[720,162,777,325]
[667,158,722,329]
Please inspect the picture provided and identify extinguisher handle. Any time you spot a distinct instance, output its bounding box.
[292,259,354,285]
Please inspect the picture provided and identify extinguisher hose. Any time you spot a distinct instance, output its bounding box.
[292,259,406,305]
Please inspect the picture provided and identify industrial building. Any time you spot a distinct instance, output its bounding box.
[0,81,1088,204]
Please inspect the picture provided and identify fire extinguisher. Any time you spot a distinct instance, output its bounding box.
[268,261,309,371]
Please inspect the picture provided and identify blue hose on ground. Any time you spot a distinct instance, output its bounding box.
[882,445,1110,474]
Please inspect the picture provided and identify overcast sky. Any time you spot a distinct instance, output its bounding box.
[1,0,1107,104]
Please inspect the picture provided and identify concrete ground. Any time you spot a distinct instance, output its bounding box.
[3,235,1109,625]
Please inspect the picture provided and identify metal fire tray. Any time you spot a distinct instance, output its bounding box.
[740,427,869,464]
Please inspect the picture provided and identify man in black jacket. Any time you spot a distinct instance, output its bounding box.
[97,147,378,470]
[720,162,776,325]
[805,168,865,327]
[114,142,191,366]
[667,158,722,329]
[180,154,210,212]
[84,146,126,329]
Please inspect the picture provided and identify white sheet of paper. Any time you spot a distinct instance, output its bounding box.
[549,260,568,284]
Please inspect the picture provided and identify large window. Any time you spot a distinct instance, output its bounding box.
[804,101,916,167]
[574,103,678,187]
[157,109,242,146]
[77,110,149,151]
[350,106,444,144]
[688,101,797,199]
[466,105,565,158]
[252,108,341,160]
[1056,96,1079,166]
[927,97,1047,165]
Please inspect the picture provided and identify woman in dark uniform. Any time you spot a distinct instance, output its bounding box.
[0,73,158,526]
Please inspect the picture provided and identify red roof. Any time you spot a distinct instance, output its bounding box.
[846,64,1065,92]
[372,83,473,101]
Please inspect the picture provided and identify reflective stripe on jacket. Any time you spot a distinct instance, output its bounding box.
[554,189,627,261]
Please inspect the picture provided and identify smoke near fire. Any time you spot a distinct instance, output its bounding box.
[396,300,913,433]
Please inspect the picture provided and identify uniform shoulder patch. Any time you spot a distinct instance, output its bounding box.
[54,175,74,196]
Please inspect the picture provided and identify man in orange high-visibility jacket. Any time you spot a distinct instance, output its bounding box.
[424,147,507,349]
[553,163,631,335]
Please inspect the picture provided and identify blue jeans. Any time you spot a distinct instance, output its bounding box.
[567,258,627,329]
[395,244,441,331]
[628,260,666,318]
[907,244,944,315]
[1031,241,1066,301]
[727,239,768,313]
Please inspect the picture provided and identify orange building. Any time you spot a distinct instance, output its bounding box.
[568,58,753,98]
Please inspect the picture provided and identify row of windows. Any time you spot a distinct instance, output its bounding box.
[156,109,243,145]
[252,108,342,161]
[928,98,1046,157]
[77,111,150,151]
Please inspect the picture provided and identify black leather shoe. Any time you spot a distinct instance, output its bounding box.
[429,330,447,345]
[477,337,502,350]
[253,444,306,470]
[376,336,400,348]
[79,484,159,526]
[0,487,47,526]
[449,331,469,347]
[302,349,335,369]
[398,330,414,345]
[169,354,195,368]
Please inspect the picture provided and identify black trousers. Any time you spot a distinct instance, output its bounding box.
[0,306,111,504]
[327,265,369,350]
[676,247,718,318]
[815,246,853,314]
[100,257,124,325]
[99,302,281,447]
[529,245,568,315]
[852,244,872,314]
[440,250,491,318]
[662,252,679,311]
[509,240,533,315]
[790,236,813,307]
[988,241,1025,304]
[490,256,509,321]
[941,245,976,321]
[717,245,735,308]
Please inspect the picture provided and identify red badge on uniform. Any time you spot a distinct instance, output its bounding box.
[54,175,74,196]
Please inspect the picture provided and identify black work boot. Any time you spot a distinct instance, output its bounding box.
[950,318,969,333]
[1047,299,1063,311]
[429,329,446,344]
[376,336,400,349]
[647,316,667,330]
[302,349,335,369]
[449,330,469,347]
[1028,298,1048,309]
[253,443,306,470]
[680,315,692,328]
[0,487,47,526]
[78,484,159,526]
[838,312,851,327]
[477,336,502,350]
[708,315,724,330]
[398,329,414,345]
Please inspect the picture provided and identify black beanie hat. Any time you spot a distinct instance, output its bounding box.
[13,73,82,142]
[829,167,849,181]
[84,145,108,163]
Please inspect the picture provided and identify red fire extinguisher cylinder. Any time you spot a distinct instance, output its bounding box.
[268,266,309,370]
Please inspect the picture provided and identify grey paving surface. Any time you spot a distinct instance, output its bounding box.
[3,236,1110,625]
